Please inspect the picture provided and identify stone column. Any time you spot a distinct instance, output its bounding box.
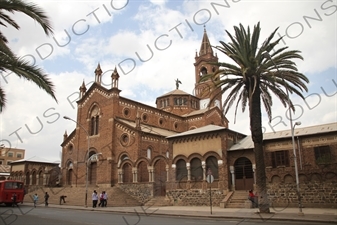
[148,166,154,182]
[171,164,176,184]
[186,163,191,181]
[202,161,206,181]
[151,168,154,183]
[218,159,224,190]
[230,166,235,191]
[43,174,47,186]
[252,164,256,185]
[166,165,169,182]
[118,169,123,183]
[36,174,39,186]
[132,167,138,183]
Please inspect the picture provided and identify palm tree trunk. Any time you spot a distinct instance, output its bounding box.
[249,80,270,213]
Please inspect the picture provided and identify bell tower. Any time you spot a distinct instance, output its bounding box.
[194,27,222,110]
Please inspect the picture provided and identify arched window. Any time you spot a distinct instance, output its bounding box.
[147,147,152,159]
[88,151,97,185]
[190,158,203,181]
[200,67,207,76]
[138,161,148,182]
[123,163,132,183]
[176,159,187,181]
[206,156,219,179]
[38,171,43,185]
[90,106,99,135]
[31,171,37,185]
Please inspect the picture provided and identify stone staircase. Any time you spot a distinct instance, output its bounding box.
[225,190,250,208]
[144,196,172,207]
[25,185,142,207]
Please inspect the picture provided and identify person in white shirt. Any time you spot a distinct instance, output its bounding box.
[92,190,98,208]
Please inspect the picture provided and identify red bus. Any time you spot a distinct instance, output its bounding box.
[0,180,25,206]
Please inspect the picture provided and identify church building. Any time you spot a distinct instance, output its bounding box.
[61,29,337,208]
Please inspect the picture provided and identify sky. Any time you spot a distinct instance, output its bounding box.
[0,0,336,163]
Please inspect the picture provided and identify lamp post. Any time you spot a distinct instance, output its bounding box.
[63,116,90,208]
[263,52,304,215]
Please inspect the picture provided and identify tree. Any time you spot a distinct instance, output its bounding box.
[200,22,309,213]
[0,0,57,111]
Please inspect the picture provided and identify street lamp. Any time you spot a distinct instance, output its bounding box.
[262,52,304,215]
[63,116,90,208]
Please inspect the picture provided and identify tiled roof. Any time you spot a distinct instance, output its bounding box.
[117,119,178,137]
[229,122,337,151]
[10,156,59,165]
[157,89,192,98]
[167,124,227,139]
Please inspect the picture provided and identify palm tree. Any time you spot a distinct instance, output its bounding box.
[200,22,309,213]
[0,0,57,111]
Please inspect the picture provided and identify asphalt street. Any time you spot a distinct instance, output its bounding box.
[0,206,333,225]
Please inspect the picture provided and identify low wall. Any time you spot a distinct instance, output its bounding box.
[166,189,225,206]
[267,181,337,208]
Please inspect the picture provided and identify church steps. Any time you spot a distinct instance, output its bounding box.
[25,185,142,207]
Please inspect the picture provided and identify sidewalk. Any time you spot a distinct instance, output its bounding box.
[24,203,337,223]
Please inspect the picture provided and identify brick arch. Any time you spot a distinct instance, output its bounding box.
[271,175,281,184]
[118,152,133,168]
[135,157,150,167]
[325,172,337,181]
[65,159,74,170]
[172,154,188,164]
[310,173,322,182]
[187,153,203,162]
[203,151,221,159]
[151,155,168,167]
[87,102,101,119]
[299,174,308,183]
[284,174,294,183]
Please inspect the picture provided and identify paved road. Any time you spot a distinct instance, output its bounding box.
[0,206,333,225]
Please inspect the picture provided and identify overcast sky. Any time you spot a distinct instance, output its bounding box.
[0,0,336,162]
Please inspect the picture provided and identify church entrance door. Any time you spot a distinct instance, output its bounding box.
[234,157,254,190]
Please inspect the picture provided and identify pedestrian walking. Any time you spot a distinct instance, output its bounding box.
[103,191,108,207]
[33,193,39,208]
[98,191,104,207]
[44,192,50,206]
[248,190,258,208]
[92,190,98,208]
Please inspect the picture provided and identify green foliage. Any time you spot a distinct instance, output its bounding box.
[200,22,309,123]
[0,0,57,111]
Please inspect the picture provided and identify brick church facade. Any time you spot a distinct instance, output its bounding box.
[61,29,337,208]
